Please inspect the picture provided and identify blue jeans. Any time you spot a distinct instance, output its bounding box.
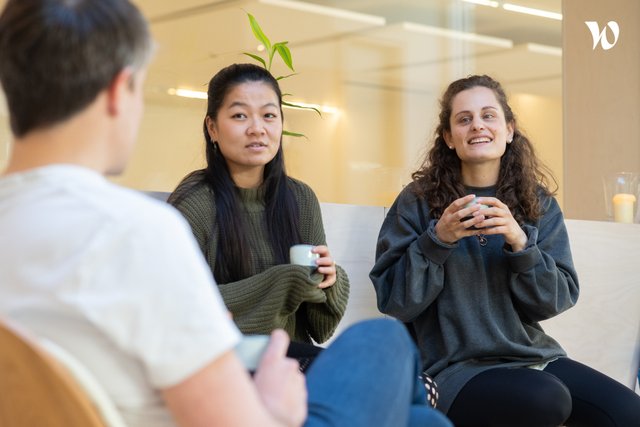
[304,318,452,427]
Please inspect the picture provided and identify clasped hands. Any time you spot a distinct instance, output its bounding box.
[434,194,527,252]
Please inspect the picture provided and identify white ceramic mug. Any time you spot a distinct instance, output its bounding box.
[461,197,490,229]
[289,244,319,267]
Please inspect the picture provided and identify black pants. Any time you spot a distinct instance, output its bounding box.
[287,340,323,372]
[447,357,640,427]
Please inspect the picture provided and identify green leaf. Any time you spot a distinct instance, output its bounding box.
[282,100,322,117]
[243,11,320,141]
[276,72,298,81]
[283,130,308,139]
[267,47,277,71]
[247,13,271,52]
[274,42,294,71]
[243,52,267,68]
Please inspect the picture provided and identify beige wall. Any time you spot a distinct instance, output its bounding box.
[110,97,206,191]
[563,0,640,221]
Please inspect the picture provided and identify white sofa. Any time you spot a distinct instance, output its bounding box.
[145,192,639,391]
[321,202,640,391]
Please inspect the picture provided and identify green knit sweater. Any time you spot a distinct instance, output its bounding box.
[169,176,349,344]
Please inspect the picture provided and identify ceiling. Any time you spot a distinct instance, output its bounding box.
[131,0,563,101]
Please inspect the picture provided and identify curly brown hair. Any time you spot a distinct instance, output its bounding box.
[411,75,557,224]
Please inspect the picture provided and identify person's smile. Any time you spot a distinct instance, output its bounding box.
[466,135,493,146]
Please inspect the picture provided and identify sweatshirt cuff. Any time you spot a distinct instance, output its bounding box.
[504,224,543,272]
[417,219,457,265]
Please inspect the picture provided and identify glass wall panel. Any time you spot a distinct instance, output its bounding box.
[0,0,563,206]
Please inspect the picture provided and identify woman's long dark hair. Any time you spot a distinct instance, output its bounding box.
[171,63,301,282]
[412,74,557,224]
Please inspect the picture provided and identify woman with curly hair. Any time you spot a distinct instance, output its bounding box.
[370,75,640,426]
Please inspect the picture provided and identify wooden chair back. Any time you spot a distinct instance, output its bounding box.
[0,319,108,427]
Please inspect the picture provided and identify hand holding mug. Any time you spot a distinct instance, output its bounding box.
[311,245,336,289]
[435,194,486,244]
[469,196,527,251]
[289,244,336,289]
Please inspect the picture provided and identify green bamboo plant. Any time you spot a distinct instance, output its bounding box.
[243,12,321,138]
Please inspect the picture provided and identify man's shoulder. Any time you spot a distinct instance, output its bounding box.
[100,183,188,230]
[27,165,189,234]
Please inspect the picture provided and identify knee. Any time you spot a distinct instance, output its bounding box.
[342,318,416,358]
[529,376,572,426]
[346,318,412,343]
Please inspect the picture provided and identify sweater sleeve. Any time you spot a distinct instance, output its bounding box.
[292,179,350,343]
[369,186,452,322]
[503,196,580,322]
[216,264,329,335]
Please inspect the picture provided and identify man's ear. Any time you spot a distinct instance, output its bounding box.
[106,68,134,116]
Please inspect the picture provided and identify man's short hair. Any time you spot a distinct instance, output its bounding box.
[0,0,153,137]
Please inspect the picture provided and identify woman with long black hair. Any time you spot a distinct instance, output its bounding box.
[169,63,349,347]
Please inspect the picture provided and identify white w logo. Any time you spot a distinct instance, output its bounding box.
[585,21,620,50]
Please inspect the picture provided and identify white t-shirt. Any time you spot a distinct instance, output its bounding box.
[0,165,241,427]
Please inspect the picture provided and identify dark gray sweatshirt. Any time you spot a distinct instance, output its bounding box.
[370,183,579,412]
